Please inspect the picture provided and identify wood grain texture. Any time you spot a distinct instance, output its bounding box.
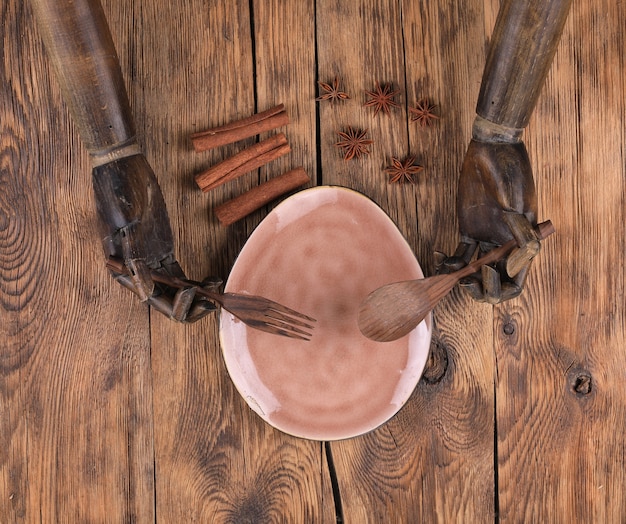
[2,0,626,522]
[28,0,136,155]
[1,1,154,521]
[316,0,411,225]
[495,0,626,520]
[477,0,573,129]
[253,0,318,185]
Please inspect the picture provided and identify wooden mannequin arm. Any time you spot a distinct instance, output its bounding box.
[29,0,136,161]
[476,0,572,136]
[29,0,218,322]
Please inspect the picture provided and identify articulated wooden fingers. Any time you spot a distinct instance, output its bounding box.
[503,212,541,277]
[112,267,219,323]
[440,213,540,304]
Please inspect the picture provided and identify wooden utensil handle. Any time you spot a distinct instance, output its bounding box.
[459,220,555,279]
[106,257,221,303]
[30,0,136,159]
[476,0,572,130]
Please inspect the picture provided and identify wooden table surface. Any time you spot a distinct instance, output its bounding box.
[2,0,626,522]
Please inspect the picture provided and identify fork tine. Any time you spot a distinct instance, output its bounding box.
[265,328,311,341]
[239,311,314,338]
[263,308,317,330]
[222,294,316,328]
[248,321,313,341]
[265,302,317,323]
[222,295,314,324]
[260,318,314,338]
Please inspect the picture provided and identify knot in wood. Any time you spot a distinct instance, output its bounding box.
[422,336,449,384]
[502,321,516,336]
[572,372,593,396]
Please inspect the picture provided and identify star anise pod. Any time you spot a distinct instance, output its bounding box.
[364,83,400,116]
[409,99,439,127]
[385,156,423,183]
[335,127,373,160]
[316,77,350,103]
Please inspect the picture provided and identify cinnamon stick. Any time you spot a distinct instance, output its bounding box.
[214,167,310,226]
[191,104,289,152]
[195,133,290,192]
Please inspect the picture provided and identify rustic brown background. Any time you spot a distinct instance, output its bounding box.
[2,0,625,522]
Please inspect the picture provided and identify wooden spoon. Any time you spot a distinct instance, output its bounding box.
[358,220,555,342]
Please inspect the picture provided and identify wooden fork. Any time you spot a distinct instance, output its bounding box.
[106,258,316,340]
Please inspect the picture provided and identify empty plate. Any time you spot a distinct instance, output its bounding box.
[219,186,432,440]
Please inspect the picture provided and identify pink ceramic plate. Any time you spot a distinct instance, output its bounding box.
[219,186,432,440]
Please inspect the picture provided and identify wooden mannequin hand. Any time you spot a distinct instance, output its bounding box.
[440,139,541,303]
[29,0,220,322]
[93,153,220,322]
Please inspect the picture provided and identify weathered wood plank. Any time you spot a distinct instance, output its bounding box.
[316,0,495,521]
[315,0,411,225]
[1,1,155,521]
[253,0,318,189]
[495,0,626,520]
[139,1,331,521]
[251,1,332,515]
